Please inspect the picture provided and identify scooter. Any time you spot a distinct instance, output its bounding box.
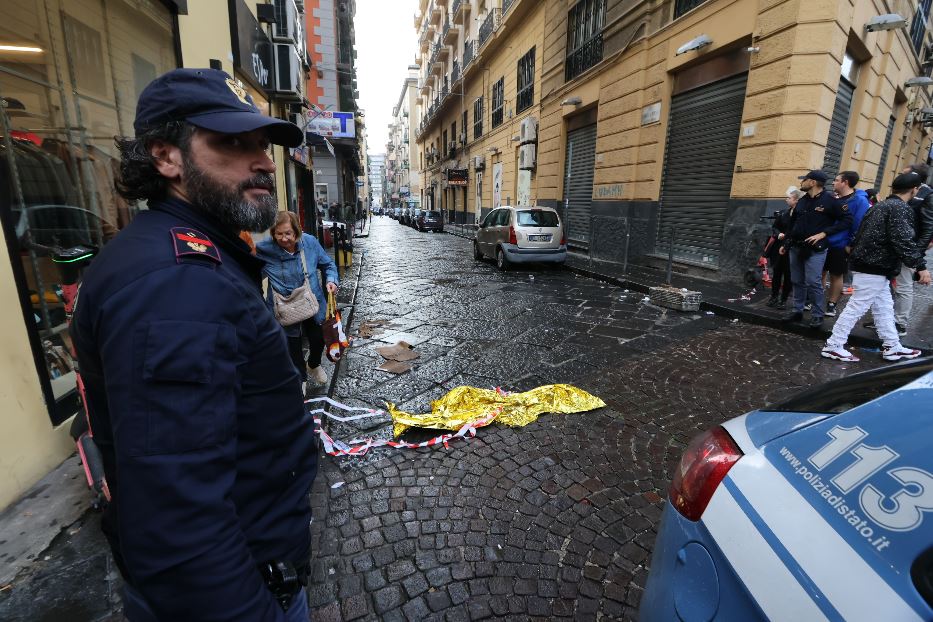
[52,244,111,509]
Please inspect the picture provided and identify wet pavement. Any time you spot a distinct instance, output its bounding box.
[0,216,890,621]
[305,217,885,621]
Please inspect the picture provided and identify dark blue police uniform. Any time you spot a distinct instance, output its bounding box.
[72,196,317,621]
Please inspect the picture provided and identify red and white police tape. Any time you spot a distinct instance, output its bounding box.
[305,396,500,457]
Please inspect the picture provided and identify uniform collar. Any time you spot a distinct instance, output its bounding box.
[152,196,265,281]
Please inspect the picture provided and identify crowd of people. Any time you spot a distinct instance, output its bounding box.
[764,165,933,362]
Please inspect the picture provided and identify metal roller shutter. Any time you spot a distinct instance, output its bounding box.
[562,123,597,248]
[823,78,855,176]
[657,72,747,265]
[874,115,897,190]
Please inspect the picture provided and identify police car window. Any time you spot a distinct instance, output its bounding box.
[516,210,559,227]
[763,359,933,414]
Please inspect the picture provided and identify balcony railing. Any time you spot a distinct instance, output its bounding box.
[442,77,449,97]
[674,0,708,19]
[565,32,602,82]
[479,9,500,46]
[451,59,460,83]
[463,38,475,68]
[502,0,515,15]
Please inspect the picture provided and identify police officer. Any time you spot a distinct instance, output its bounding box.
[71,68,317,621]
[782,170,853,328]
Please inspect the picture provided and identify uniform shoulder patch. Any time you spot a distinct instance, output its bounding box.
[171,227,222,264]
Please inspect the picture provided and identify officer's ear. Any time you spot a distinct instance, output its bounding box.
[149,139,184,182]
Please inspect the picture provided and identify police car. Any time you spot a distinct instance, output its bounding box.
[641,358,933,621]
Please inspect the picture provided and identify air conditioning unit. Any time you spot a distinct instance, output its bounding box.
[473,155,485,170]
[274,43,303,101]
[273,0,299,44]
[519,143,536,170]
[459,132,467,145]
[520,116,538,144]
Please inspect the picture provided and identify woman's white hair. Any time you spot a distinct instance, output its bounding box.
[785,185,805,200]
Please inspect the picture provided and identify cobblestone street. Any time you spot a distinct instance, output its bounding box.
[306,217,884,621]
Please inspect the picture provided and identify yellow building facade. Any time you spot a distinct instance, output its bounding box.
[415,0,547,224]
[0,0,309,509]
[417,0,933,276]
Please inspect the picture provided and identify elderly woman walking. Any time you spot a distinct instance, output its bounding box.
[257,211,339,387]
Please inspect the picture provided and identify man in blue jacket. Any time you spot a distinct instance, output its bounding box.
[71,69,317,621]
[824,170,871,316]
[782,170,854,328]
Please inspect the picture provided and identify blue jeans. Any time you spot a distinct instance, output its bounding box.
[285,588,308,621]
[789,247,827,318]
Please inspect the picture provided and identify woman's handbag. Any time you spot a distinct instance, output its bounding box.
[272,245,319,326]
[322,291,350,362]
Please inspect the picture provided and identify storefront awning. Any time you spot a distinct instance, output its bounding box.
[306,132,335,156]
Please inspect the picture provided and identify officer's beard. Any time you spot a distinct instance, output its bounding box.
[182,159,278,233]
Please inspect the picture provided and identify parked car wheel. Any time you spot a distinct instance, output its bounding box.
[496,247,509,271]
[473,240,483,260]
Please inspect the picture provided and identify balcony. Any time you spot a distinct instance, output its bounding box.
[452,0,470,24]
[479,9,500,47]
[463,38,475,68]
[419,80,431,95]
[419,30,430,53]
[442,75,449,98]
[565,32,603,81]
[436,0,448,5]
[429,3,443,24]
[414,12,421,28]
[502,0,515,14]
[443,21,460,45]
[451,59,460,84]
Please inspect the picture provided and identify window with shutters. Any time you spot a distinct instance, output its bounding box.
[516,47,536,113]
[910,0,933,54]
[473,97,484,138]
[674,0,710,20]
[565,0,604,81]
[874,116,897,190]
[492,77,504,128]
[822,52,859,176]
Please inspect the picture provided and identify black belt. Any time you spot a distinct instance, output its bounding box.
[259,560,309,612]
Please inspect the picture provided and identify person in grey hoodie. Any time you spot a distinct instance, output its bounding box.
[822,172,931,362]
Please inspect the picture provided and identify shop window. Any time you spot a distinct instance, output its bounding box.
[516,47,535,113]
[473,96,483,138]
[565,0,604,82]
[492,77,504,128]
[0,1,178,424]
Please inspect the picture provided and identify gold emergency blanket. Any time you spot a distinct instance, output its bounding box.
[387,384,606,438]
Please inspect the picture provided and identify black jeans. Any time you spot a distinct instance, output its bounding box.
[287,319,324,380]
[771,252,793,300]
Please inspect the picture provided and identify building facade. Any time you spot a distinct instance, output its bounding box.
[416,0,933,278]
[369,153,385,208]
[0,0,315,509]
[415,0,546,226]
[304,0,363,218]
[386,68,421,211]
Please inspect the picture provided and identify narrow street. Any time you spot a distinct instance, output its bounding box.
[306,217,879,621]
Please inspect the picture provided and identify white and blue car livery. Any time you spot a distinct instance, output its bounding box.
[641,359,933,621]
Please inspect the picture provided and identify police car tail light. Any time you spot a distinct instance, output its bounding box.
[669,426,742,521]
[509,226,518,245]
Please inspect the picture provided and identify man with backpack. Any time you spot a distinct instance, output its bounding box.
[822,172,931,362]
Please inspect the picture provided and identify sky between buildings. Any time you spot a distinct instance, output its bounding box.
[355,0,419,154]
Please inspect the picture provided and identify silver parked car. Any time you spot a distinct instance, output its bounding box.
[473,206,567,270]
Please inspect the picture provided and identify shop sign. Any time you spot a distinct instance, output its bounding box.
[307,111,356,139]
[231,0,273,94]
[447,169,468,186]
[290,144,310,166]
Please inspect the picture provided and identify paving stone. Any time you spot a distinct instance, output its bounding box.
[373,585,404,615]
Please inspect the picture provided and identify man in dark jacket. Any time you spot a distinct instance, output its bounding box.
[822,172,931,362]
[71,69,317,620]
[893,163,933,333]
[782,170,854,328]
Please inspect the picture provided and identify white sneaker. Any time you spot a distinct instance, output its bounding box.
[308,365,328,385]
[882,346,921,361]
[821,346,860,362]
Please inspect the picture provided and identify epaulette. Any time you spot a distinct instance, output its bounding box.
[171,227,222,265]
